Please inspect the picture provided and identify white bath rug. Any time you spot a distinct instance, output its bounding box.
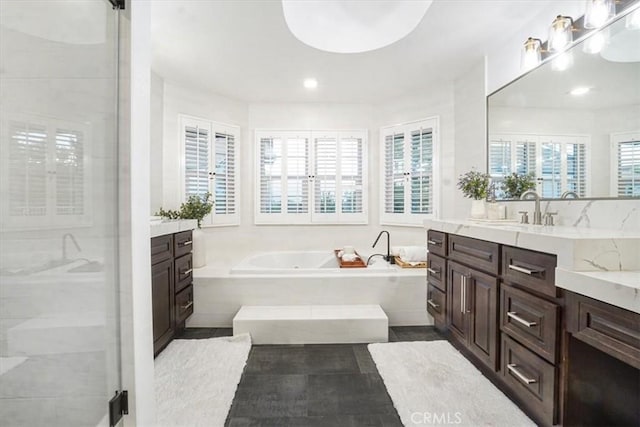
[154,334,252,427]
[368,341,535,427]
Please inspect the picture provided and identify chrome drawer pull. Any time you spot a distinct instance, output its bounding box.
[427,267,440,275]
[182,268,193,276]
[427,299,440,310]
[427,239,441,246]
[507,363,537,384]
[181,240,193,246]
[507,311,537,327]
[460,275,465,314]
[181,301,193,310]
[508,264,541,275]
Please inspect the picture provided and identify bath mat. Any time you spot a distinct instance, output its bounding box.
[368,340,535,426]
[155,333,251,427]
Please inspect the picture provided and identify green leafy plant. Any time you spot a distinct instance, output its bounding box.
[156,192,213,228]
[457,170,490,200]
[503,173,536,199]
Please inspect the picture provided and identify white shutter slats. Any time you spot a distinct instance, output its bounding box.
[9,122,47,217]
[256,130,367,224]
[381,118,438,226]
[566,142,587,197]
[184,124,210,199]
[617,139,640,197]
[55,128,84,215]
[214,132,236,215]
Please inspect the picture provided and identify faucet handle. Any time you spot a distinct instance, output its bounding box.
[518,211,529,224]
[544,212,558,226]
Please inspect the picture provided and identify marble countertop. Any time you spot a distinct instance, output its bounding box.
[425,218,640,313]
[556,269,640,314]
[150,219,197,238]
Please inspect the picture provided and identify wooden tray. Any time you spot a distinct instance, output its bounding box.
[334,249,367,268]
[394,256,427,268]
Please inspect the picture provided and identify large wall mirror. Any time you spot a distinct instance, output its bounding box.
[487,8,640,200]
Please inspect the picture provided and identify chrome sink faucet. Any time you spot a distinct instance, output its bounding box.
[520,190,542,225]
[561,190,579,199]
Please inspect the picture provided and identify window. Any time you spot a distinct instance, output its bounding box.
[181,115,239,226]
[2,116,91,229]
[380,117,439,226]
[255,130,367,224]
[488,133,589,198]
[611,132,640,197]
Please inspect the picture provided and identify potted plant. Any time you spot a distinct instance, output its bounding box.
[156,192,213,267]
[457,170,490,218]
[503,173,536,199]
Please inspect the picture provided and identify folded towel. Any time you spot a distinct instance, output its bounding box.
[390,246,401,256]
[341,253,358,262]
[399,246,427,263]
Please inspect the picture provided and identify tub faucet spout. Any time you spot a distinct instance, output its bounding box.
[372,231,395,264]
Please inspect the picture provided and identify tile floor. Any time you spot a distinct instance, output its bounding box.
[178,326,445,427]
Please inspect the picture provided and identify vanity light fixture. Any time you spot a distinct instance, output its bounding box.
[570,86,591,95]
[521,37,543,70]
[548,15,575,51]
[303,78,318,89]
[584,0,615,29]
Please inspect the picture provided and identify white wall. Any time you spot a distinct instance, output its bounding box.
[150,70,164,212]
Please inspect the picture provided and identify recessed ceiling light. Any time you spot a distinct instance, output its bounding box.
[303,78,318,89]
[570,86,591,96]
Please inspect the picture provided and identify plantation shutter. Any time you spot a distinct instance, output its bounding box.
[259,136,283,215]
[184,120,210,199]
[488,137,512,178]
[314,134,337,215]
[339,134,364,217]
[616,138,640,197]
[286,135,309,215]
[410,127,433,214]
[515,138,537,176]
[384,132,405,214]
[381,117,438,226]
[9,121,48,218]
[213,131,236,215]
[566,142,587,197]
[540,141,562,198]
[55,128,85,216]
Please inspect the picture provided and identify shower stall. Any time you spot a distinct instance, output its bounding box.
[0,1,126,425]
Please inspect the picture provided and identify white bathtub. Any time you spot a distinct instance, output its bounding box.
[230,250,395,275]
[192,251,431,328]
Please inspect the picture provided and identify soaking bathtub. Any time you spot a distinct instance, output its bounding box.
[191,251,431,328]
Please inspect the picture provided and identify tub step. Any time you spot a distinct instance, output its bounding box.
[233,304,388,344]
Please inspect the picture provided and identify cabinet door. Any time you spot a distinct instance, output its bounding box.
[468,268,499,371]
[447,261,468,342]
[152,258,175,356]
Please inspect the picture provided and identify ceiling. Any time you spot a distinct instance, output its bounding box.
[151,0,557,104]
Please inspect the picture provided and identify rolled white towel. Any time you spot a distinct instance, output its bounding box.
[390,246,402,256]
[399,246,427,263]
[341,253,358,262]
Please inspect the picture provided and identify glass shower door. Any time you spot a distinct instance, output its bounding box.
[0,1,122,426]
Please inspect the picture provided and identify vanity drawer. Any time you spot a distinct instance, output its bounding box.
[151,234,173,265]
[566,292,640,369]
[427,253,446,292]
[501,334,557,426]
[502,246,556,298]
[175,284,194,325]
[501,284,559,364]
[174,253,193,293]
[427,283,446,326]
[427,230,447,257]
[448,234,499,275]
[174,230,193,258]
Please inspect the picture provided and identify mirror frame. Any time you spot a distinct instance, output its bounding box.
[485,1,640,201]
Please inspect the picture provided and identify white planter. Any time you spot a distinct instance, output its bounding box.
[470,199,486,219]
[192,228,207,268]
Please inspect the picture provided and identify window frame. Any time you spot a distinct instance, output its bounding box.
[1,114,92,230]
[610,131,640,197]
[254,129,368,225]
[379,117,440,227]
[179,114,240,227]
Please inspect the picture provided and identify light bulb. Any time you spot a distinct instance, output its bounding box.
[521,37,542,70]
[548,15,573,52]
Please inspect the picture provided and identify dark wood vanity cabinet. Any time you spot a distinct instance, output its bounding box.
[427,247,447,330]
[151,230,194,356]
[447,260,499,371]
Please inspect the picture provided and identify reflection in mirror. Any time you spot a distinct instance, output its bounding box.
[487,8,640,200]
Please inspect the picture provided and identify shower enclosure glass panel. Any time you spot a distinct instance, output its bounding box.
[0,1,122,426]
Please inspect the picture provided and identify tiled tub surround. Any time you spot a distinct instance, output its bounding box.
[424,219,640,314]
[192,255,429,328]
